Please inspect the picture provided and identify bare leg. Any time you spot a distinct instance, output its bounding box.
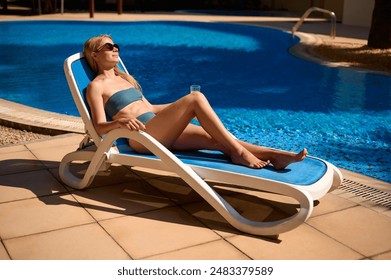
[170,124,307,170]
[130,92,268,168]
[238,141,308,170]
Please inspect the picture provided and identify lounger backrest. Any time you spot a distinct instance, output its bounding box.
[63,52,128,144]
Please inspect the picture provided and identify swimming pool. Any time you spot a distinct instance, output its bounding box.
[0,20,390,183]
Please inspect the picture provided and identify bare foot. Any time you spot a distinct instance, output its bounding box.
[270,148,308,170]
[231,148,270,169]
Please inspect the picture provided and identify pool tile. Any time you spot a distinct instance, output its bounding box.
[99,207,220,259]
[0,169,67,203]
[0,194,94,239]
[227,224,363,260]
[144,239,250,260]
[4,223,130,260]
[71,180,173,221]
[307,206,391,257]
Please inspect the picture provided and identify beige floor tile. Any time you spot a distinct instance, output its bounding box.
[182,193,289,238]
[0,145,28,154]
[0,169,67,203]
[382,209,391,218]
[0,241,10,260]
[24,135,84,170]
[0,150,44,176]
[0,194,94,239]
[72,180,173,220]
[29,145,79,169]
[182,200,242,238]
[25,134,84,151]
[87,165,143,188]
[308,206,391,257]
[227,224,363,260]
[144,239,250,260]
[4,223,130,260]
[178,182,308,239]
[371,250,391,260]
[53,162,141,189]
[337,191,357,200]
[311,193,358,217]
[100,207,220,259]
[146,176,204,205]
[356,200,388,213]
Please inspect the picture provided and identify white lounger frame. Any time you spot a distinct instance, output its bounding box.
[59,52,343,236]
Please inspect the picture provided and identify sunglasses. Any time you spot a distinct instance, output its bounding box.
[98,42,120,52]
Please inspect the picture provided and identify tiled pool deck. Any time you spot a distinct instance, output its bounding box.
[0,11,390,260]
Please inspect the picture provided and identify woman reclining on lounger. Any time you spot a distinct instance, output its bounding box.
[83,34,307,169]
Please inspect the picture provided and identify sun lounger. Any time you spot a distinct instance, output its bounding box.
[59,52,343,236]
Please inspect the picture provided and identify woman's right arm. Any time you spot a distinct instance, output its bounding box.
[86,82,144,136]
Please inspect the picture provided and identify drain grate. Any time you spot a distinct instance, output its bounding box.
[339,179,391,209]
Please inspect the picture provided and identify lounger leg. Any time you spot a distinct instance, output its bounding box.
[59,149,113,190]
[172,164,313,235]
[59,150,99,189]
[331,164,343,191]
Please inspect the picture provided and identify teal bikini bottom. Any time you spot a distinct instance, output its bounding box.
[136,112,156,124]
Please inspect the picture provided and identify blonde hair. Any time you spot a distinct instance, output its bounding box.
[83,34,141,91]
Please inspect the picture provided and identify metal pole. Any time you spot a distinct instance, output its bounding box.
[89,0,94,18]
[118,0,123,15]
[1,0,8,11]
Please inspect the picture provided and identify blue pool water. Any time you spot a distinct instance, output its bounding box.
[0,20,390,182]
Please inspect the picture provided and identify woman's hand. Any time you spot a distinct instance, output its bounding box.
[117,118,146,131]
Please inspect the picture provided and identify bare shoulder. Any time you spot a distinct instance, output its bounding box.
[86,79,104,102]
[87,78,104,94]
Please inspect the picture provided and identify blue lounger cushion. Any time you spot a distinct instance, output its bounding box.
[115,138,327,186]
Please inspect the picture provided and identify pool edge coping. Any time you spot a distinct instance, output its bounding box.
[290,32,391,78]
[0,98,84,135]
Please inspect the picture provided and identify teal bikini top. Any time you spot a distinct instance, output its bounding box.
[105,88,143,118]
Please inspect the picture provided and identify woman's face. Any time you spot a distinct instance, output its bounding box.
[93,37,120,66]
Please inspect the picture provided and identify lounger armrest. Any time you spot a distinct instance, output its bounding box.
[59,129,161,190]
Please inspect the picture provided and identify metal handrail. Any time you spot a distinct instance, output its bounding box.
[291,7,336,39]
